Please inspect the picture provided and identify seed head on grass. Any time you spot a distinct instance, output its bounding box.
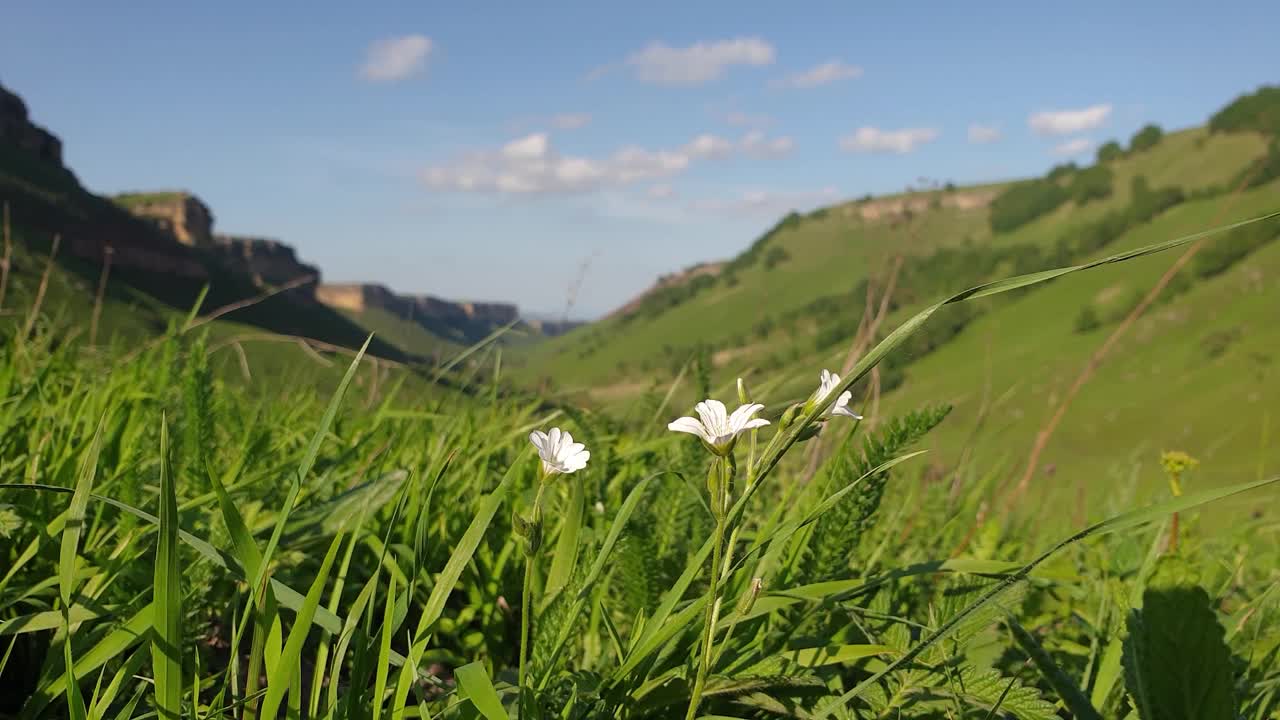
[529,427,590,477]
[668,398,769,456]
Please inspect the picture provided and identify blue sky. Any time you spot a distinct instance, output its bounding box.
[2,1,1276,317]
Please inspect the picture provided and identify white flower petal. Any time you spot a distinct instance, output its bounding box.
[727,402,765,433]
[695,400,727,436]
[547,427,562,456]
[563,450,590,472]
[739,418,771,432]
[668,416,707,438]
[529,430,548,452]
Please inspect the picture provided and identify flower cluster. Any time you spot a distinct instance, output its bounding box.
[528,368,864,470]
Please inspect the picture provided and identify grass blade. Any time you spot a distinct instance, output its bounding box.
[390,450,524,717]
[371,573,396,720]
[257,532,344,720]
[151,416,183,720]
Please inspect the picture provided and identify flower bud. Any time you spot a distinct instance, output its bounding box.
[736,377,751,405]
[796,422,823,442]
[511,508,530,538]
[512,508,542,554]
[736,577,763,615]
[779,404,800,430]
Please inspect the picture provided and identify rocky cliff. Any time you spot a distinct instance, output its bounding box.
[317,283,524,343]
[0,86,62,167]
[212,234,320,301]
[114,192,214,247]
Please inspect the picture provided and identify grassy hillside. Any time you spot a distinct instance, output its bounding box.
[514,91,1280,513]
[335,304,463,361]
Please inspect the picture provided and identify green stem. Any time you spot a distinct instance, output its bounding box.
[518,481,548,708]
[686,459,729,720]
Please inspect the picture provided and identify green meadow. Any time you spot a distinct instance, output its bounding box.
[1,88,1279,719]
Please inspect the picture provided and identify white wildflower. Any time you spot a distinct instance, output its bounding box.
[529,427,590,476]
[668,399,769,455]
[814,369,863,419]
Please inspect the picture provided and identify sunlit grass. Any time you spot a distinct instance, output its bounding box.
[1,213,1279,719]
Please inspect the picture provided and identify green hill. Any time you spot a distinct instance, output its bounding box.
[515,88,1280,510]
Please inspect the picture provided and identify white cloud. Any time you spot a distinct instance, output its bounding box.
[361,35,433,82]
[648,183,675,199]
[776,60,863,89]
[1051,137,1094,157]
[424,127,794,195]
[740,130,794,158]
[424,133,686,194]
[683,134,735,159]
[723,110,773,127]
[690,187,840,215]
[1029,104,1112,136]
[967,124,1002,144]
[839,127,939,154]
[623,37,775,86]
[551,113,592,130]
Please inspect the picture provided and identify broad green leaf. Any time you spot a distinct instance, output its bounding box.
[544,474,585,605]
[455,661,511,720]
[1122,559,1235,720]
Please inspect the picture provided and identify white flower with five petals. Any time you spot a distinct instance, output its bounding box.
[814,369,863,419]
[529,428,590,476]
[668,399,770,455]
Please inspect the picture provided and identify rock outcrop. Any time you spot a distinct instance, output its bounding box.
[317,283,522,343]
[0,86,62,167]
[212,234,320,301]
[524,317,584,336]
[841,189,997,222]
[114,192,214,247]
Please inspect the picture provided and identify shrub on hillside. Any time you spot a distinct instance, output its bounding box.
[1069,164,1114,204]
[1129,176,1185,220]
[1209,85,1280,136]
[1066,176,1184,257]
[722,211,802,274]
[1047,162,1078,181]
[1074,304,1101,333]
[1237,140,1280,189]
[1193,220,1279,278]
[763,245,791,270]
[1129,124,1164,152]
[988,178,1070,233]
[1096,141,1124,163]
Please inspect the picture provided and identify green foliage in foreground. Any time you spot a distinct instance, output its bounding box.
[2,215,1280,719]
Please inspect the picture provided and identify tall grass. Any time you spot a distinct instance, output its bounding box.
[0,213,1278,719]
